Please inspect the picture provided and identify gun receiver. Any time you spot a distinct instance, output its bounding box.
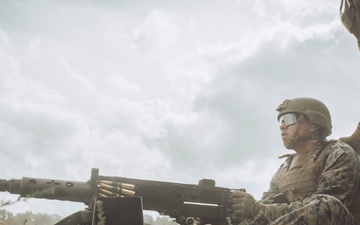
[0,168,232,225]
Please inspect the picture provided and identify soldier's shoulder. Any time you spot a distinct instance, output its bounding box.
[328,140,358,157]
[325,140,360,169]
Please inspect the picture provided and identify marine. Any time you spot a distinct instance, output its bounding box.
[231,97,360,225]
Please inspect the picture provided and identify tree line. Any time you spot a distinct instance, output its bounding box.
[0,209,177,225]
[0,209,62,225]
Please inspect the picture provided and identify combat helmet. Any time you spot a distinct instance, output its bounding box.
[276,97,332,137]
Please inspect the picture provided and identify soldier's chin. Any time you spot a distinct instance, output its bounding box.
[283,141,292,149]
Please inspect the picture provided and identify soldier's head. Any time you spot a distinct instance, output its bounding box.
[276,97,332,149]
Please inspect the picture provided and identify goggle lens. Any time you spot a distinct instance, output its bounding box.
[279,114,298,126]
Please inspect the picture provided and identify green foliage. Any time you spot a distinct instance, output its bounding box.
[0,210,186,225]
[24,187,55,198]
[95,199,106,225]
[0,209,62,225]
[0,202,200,225]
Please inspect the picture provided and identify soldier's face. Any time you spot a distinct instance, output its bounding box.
[280,119,298,147]
[279,114,312,149]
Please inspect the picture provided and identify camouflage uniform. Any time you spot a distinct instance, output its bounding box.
[233,98,360,225]
[258,140,360,225]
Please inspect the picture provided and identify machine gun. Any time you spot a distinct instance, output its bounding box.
[0,168,232,225]
[1,123,359,225]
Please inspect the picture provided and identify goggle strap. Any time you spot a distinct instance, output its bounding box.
[286,114,305,149]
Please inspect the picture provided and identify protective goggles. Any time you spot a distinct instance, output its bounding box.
[279,113,298,126]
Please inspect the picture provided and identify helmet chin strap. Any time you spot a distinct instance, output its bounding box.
[285,114,304,149]
[285,114,318,149]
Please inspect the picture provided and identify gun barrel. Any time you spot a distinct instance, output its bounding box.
[0,178,23,194]
[0,179,12,192]
[0,177,94,206]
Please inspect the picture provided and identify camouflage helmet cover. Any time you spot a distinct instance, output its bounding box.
[276,97,332,137]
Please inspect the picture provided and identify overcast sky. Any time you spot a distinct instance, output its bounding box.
[0,0,359,218]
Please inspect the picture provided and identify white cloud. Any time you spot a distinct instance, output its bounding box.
[133,8,180,52]
[28,37,43,59]
[0,0,359,218]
